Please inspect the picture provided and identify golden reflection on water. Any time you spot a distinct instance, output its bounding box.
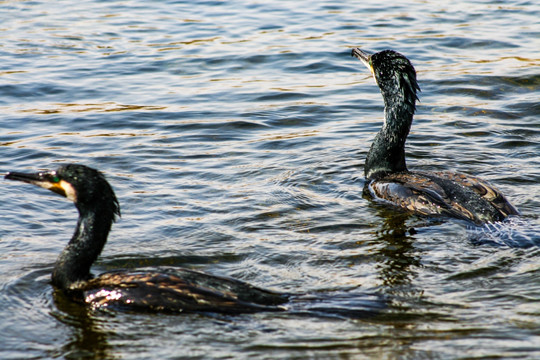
[254,129,319,143]
[9,102,168,114]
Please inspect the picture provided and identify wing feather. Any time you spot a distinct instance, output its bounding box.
[70,270,287,313]
[431,171,519,218]
[367,171,518,224]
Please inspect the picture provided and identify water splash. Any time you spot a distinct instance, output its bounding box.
[467,216,540,248]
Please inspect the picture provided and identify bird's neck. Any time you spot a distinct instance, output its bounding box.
[364,95,415,179]
[52,206,113,290]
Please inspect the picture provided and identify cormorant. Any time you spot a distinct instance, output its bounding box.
[351,48,518,224]
[5,164,287,313]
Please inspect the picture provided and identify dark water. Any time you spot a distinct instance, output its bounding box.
[1,0,539,358]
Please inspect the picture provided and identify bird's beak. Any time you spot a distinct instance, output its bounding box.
[351,48,374,74]
[5,170,49,184]
[5,170,73,200]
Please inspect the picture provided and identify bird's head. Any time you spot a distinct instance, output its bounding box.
[352,48,420,108]
[5,164,120,220]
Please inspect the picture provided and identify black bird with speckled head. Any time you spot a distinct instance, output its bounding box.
[5,164,287,313]
[351,48,518,224]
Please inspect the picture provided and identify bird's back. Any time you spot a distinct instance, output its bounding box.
[70,268,288,313]
[366,171,518,224]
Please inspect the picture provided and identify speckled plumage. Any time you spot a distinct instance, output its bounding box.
[5,164,287,313]
[72,269,286,313]
[352,48,518,224]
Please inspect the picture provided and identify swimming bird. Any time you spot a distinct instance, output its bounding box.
[5,164,287,313]
[351,48,518,224]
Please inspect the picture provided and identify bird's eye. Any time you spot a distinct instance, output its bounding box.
[50,175,60,183]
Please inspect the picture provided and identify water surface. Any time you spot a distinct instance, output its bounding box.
[1,0,539,359]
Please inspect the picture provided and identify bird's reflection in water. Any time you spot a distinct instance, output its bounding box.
[364,189,424,310]
[52,289,114,360]
[365,192,452,329]
[374,210,420,289]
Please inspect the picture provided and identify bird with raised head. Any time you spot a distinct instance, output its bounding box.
[351,48,518,224]
[5,164,287,313]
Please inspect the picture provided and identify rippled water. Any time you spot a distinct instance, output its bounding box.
[1,0,539,358]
